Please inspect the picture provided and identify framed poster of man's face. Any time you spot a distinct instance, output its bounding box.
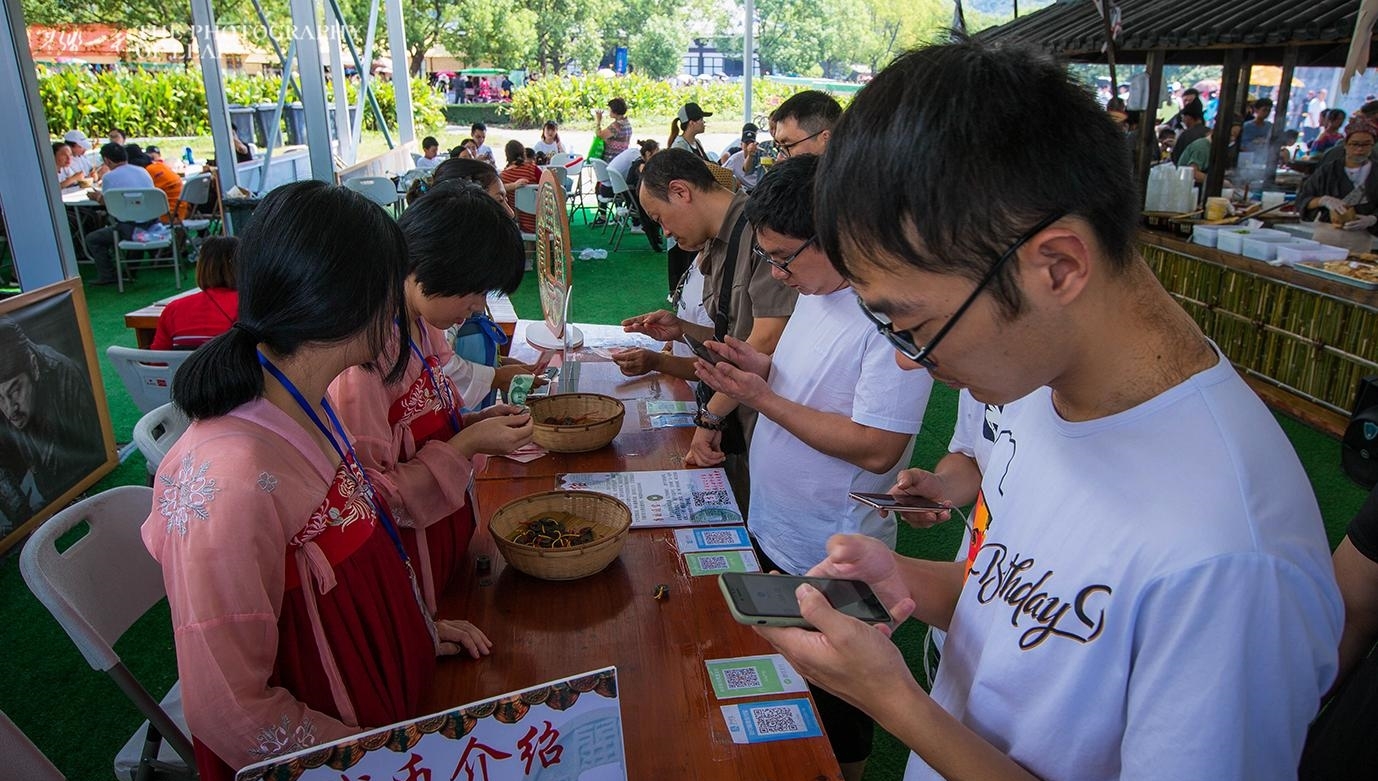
[0,278,116,552]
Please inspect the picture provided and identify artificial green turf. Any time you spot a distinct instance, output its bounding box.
[0,212,1370,780]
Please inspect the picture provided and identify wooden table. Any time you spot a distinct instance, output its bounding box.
[424,322,843,780]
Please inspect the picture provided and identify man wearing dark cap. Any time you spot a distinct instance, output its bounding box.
[723,126,763,191]
[1169,100,1206,165]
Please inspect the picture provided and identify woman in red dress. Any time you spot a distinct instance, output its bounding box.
[143,182,479,780]
[330,180,533,617]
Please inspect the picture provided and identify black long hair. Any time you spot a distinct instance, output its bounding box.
[399,180,526,299]
[173,180,409,419]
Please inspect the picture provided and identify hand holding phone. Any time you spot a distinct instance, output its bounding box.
[848,491,949,514]
[719,571,893,629]
[682,333,734,367]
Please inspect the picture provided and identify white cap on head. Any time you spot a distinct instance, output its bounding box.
[63,130,92,147]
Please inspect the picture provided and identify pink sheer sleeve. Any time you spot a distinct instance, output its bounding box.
[143,431,356,770]
[328,361,474,530]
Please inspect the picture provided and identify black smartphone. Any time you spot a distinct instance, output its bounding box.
[848,491,949,513]
[682,333,727,365]
[719,572,893,628]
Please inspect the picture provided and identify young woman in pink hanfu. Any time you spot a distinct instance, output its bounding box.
[143,182,482,781]
[329,180,533,617]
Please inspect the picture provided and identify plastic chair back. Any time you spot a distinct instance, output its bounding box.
[133,403,191,475]
[0,708,65,781]
[589,158,611,186]
[514,184,539,220]
[607,168,630,197]
[344,176,401,209]
[178,174,213,209]
[106,346,194,415]
[20,486,196,776]
[549,152,573,168]
[103,188,171,225]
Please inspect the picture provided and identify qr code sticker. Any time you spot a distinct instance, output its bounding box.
[696,555,730,571]
[750,704,806,735]
[693,489,732,506]
[722,666,762,690]
[701,530,739,546]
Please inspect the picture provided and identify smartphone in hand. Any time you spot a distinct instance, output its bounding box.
[848,492,949,514]
[682,333,730,366]
[719,572,893,629]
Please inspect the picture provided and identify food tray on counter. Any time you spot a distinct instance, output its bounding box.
[1293,260,1378,290]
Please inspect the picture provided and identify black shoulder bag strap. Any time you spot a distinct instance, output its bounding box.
[711,212,751,340]
[697,212,752,455]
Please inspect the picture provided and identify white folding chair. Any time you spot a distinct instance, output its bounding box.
[106,346,194,415]
[175,173,216,244]
[514,185,539,244]
[20,486,196,781]
[344,176,402,216]
[1,708,66,781]
[589,159,613,230]
[132,403,191,476]
[103,188,181,293]
[606,168,634,251]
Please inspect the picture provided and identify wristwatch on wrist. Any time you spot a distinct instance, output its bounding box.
[694,408,727,431]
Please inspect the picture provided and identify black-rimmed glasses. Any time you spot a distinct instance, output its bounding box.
[856,212,1067,370]
[776,130,825,158]
[753,236,815,275]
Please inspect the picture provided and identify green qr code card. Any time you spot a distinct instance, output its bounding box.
[706,654,809,700]
[684,549,759,576]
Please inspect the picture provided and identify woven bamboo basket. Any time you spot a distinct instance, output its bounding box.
[490,490,632,580]
[528,393,625,453]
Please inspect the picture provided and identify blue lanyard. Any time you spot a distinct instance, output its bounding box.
[257,350,411,564]
[404,321,463,433]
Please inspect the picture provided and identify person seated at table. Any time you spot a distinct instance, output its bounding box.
[1298,481,1378,780]
[691,154,933,781]
[534,120,565,157]
[469,122,495,166]
[53,141,83,189]
[608,138,664,252]
[127,143,187,221]
[108,128,127,146]
[754,39,1340,781]
[150,236,240,350]
[1280,130,1309,167]
[62,130,100,181]
[1297,116,1378,234]
[1311,108,1347,157]
[498,139,541,234]
[144,144,164,162]
[145,181,483,781]
[415,135,443,170]
[85,142,156,286]
[329,181,533,615]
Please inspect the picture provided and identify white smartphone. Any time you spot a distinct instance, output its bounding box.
[848,491,949,514]
[719,572,893,629]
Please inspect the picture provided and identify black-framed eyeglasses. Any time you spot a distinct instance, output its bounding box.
[776,130,825,158]
[856,212,1067,370]
[753,235,815,275]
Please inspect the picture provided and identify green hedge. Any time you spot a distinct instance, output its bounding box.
[442,103,512,126]
[508,74,851,128]
[37,66,447,138]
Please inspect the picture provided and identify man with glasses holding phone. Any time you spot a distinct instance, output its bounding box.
[694,153,931,781]
[769,90,841,159]
[755,40,1341,781]
[620,149,798,505]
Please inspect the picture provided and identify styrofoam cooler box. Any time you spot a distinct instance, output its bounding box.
[1218,228,1289,255]
[1192,225,1226,247]
[1243,235,1311,260]
[1274,242,1350,265]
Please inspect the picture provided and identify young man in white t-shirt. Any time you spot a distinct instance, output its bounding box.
[692,154,933,781]
[755,40,1342,781]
